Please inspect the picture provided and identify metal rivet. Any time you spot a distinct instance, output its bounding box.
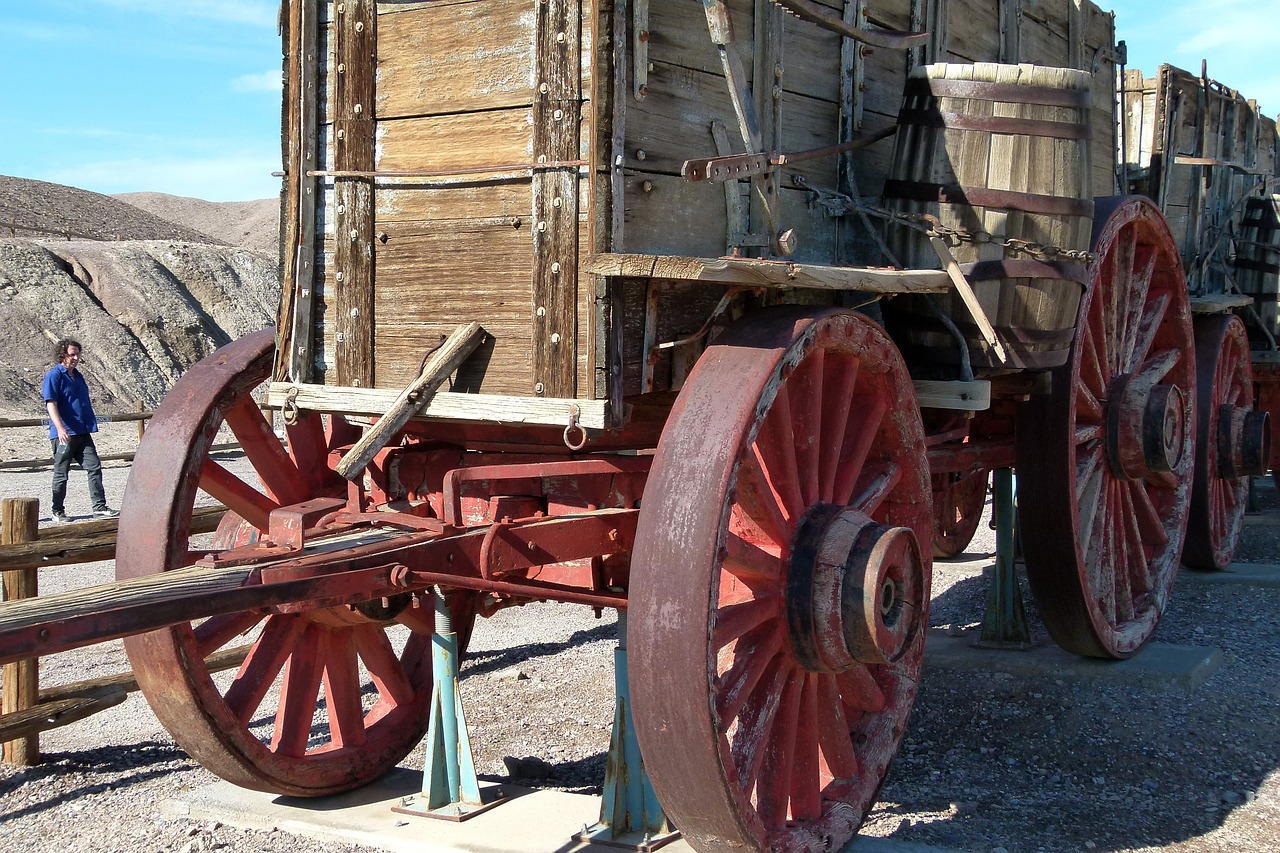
[350,229,359,240]
[337,2,345,12]
[355,20,364,32]
[551,333,561,345]
[539,83,549,95]
[336,129,345,140]
[350,308,359,318]
[335,271,344,282]
[337,332,345,342]
[642,180,653,192]
[553,108,564,121]
[352,378,360,386]
[636,149,646,160]
[551,262,561,274]
[537,306,547,317]
[353,103,363,114]
[557,32,566,44]
[337,204,345,214]
[537,221,547,232]
[337,63,346,74]
[552,197,562,208]
[535,382,546,395]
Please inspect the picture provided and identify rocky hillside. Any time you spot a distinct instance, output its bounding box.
[116,192,280,259]
[0,175,281,422]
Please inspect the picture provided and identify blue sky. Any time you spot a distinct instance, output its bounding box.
[0,0,1276,202]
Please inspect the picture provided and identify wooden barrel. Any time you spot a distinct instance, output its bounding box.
[881,63,1094,372]
[1234,195,1280,340]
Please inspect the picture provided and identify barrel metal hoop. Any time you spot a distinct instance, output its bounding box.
[903,77,1092,109]
[882,180,1095,218]
[961,259,1089,285]
[896,108,1093,140]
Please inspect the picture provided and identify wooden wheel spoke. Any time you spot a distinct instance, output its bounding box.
[1082,471,1110,588]
[728,659,790,796]
[835,665,886,713]
[352,625,415,707]
[724,532,782,582]
[1119,485,1153,596]
[284,412,333,492]
[832,394,889,507]
[815,674,858,781]
[1074,423,1102,444]
[270,625,327,756]
[1075,382,1105,425]
[715,625,783,724]
[756,672,806,828]
[1134,347,1181,388]
[1144,470,1178,491]
[1082,305,1110,396]
[789,350,825,507]
[1093,484,1118,623]
[320,630,368,750]
[224,614,306,724]
[199,458,277,531]
[1108,231,1137,375]
[818,356,860,502]
[225,397,310,506]
[1121,251,1158,368]
[713,597,779,651]
[786,675,823,822]
[1128,480,1169,550]
[739,451,792,546]
[1126,294,1171,375]
[195,610,265,657]
[847,462,902,517]
[1112,487,1136,622]
[754,385,806,523]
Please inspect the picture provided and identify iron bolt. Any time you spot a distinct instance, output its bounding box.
[642,180,654,192]
[636,149,647,160]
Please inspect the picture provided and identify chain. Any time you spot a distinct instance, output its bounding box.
[866,203,1098,265]
[790,176,1097,265]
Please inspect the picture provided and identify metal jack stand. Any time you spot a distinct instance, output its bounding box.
[978,468,1032,648]
[575,610,679,851]
[394,588,505,821]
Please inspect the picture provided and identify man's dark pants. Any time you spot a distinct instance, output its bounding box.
[50,434,106,514]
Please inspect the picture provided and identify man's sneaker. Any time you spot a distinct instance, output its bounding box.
[52,511,70,523]
[92,508,118,518]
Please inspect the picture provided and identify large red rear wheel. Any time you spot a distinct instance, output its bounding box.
[1185,314,1269,570]
[1018,197,1195,658]
[117,329,475,796]
[630,308,931,852]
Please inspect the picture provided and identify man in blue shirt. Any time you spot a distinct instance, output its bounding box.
[42,339,115,522]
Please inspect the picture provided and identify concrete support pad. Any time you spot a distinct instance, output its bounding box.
[1178,562,1280,587]
[165,769,959,853]
[923,630,1221,690]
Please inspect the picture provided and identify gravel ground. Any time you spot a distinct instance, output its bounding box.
[1,448,1278,853]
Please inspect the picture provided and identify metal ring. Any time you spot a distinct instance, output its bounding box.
[282,386,301,426]
[563,404,587,451]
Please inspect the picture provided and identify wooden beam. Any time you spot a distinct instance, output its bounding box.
[268,383,611,430]
[913,380,992,411]
[2,498,40,766]
[583,253,952,293]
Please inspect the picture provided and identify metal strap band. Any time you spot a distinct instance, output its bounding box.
[961,259,1089,284]
[904,77,1092,109]
[1234,257,1280,275]
[896,108,1093,140]
[882,179,1095,218]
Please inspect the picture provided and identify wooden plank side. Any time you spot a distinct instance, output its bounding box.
[376,0,537,119]
[376,109,535,172]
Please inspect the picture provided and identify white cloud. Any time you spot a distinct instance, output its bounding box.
[91,0,278,28]
[232,70,282,93]
[46,152,282,202]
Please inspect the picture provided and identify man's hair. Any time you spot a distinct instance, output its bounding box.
[54,339,82,363]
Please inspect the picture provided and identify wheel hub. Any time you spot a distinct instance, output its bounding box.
[1217,405,1271,478]
[787,504,924,671]
[1107,375,1187,480]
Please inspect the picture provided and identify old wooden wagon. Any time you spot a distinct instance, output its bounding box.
[0,1,1272,851]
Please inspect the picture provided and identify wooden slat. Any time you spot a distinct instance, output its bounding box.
[267,382,610,429]
[584,253,951,292]
[2,498,40,765]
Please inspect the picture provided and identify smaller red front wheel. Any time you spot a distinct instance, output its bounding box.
[931,469,988,558]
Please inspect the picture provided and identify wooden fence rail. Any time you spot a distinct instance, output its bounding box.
[0,497,230,765]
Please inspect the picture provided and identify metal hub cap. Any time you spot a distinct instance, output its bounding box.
[1107,375,1187,479]
[787,504,924,671]
[1218,406,1272,478]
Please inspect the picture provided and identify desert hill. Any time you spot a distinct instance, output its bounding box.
[116,192,280,258]
[0,175,281,431]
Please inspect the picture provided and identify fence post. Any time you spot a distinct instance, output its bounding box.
[2,497,40,765]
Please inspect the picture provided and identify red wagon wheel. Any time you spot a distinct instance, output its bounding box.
[1185,314,1269,570]
[931,469,988,558]
[1018,197,1196,658]
[629,308,931,852]
[117,329,475,796]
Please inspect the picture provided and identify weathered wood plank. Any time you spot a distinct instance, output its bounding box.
[267,383,611,429]
[585,253,951,292]
[2,497,39,765]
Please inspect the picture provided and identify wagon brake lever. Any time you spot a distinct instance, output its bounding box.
[768,0,928,50]
[682,126,897,183]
